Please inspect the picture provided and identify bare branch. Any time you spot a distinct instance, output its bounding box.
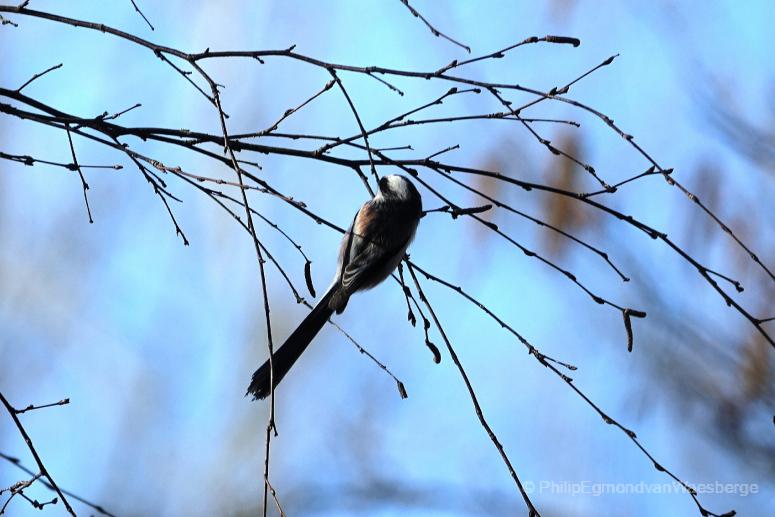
[328,68,378,193]
[405,262,540,516]
[13,398,70,415]
[15,63,62,93]
[0,452,114,516]
[128,0,154,31]
[65,124,93,224]
[0,393,76,516]
[397,0,471,53]
[0,7,765,516]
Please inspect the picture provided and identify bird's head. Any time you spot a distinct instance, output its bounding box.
[378,174,421,205]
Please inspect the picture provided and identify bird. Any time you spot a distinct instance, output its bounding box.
[247,174,423,400]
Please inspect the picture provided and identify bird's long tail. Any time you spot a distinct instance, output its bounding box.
[246,286,336,400]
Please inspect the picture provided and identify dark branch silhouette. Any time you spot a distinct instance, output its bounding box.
[2,4,766,516]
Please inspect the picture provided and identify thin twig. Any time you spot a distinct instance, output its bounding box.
[13,398,70,415]
[15,63,62,93]
[0,452,114,516]
[397,0,470,53]
[408,260,576,371]
[328,68,378,194]
[128,0,154,30]
[405,263,540,516]
[435,166,630,281]
[244,79,335,138]
[0,393,76,516]
[65,124,93,223]
[187,57,281,516]
[0,150,122,171]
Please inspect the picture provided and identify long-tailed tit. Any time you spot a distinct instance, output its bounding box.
[247,174,422,400]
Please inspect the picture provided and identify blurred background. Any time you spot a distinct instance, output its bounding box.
[1,1,773,515]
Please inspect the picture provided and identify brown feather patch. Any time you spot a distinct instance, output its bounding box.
[353,203,375,237]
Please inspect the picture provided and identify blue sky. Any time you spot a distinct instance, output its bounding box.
[1,1,773,516]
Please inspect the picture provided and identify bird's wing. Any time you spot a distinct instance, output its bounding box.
[340,238,405,291]
[339,203,412,293]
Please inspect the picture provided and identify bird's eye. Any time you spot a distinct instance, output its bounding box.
[378,177,388,191]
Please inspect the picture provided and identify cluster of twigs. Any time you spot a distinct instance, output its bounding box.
[2,1,770,516]
[0,393,113,516]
